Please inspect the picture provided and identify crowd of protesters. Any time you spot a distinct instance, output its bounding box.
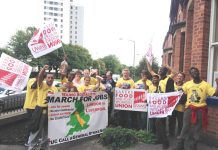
[23,56,218,150]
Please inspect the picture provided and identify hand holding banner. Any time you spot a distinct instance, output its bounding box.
[28,22,62,58]
[0,53,32,91]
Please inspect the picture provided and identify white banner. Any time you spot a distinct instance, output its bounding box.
[28,22,62,58]
[48,92,108,145]
[0,53,32,91]
[147,91,183,118]
[114,88,148,112]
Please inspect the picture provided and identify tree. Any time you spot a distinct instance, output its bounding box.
[101,55,122,74]
[8,27,36,61]
[0,48,14,56]
[135,56,159,80]
[92,59,106,75]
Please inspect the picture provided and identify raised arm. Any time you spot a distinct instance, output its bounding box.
[145,59,157,76]
[38,65,49,86]
[165,64,177,78]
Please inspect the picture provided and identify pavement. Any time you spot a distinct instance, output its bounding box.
[0,135,218,150]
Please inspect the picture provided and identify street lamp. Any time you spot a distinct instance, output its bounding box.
[119,38,136,79]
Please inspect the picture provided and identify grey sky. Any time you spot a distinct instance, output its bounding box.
[0,0,171,66]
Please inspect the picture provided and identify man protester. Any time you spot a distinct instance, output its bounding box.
[23,74,38,146]
[148,74,159,135]
[105,71,116,124]
[116,68,135,128]
[61,71,78,92]
[134,70,151,130]
[173,67,218,150]
[146,60,174,149]
[28,65,58,150]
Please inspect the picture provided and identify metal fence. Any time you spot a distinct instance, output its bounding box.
[0,93,26,117]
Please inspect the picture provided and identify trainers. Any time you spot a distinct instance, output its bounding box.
[24,143,29,147]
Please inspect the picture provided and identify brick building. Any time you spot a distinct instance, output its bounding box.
[163,0,218,146]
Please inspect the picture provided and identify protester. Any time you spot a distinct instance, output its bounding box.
[146,60,174,149]
[148,74,159,134]
[28,65,58,150]
[80,69,98,85]
[73,70,83,88]
[116,68,135,128]
[173,67,218,150]
[23,75,38,146]
[61,71,78,92]
[134,70,151,130]
[105,71,116,124]
[169,72,186,138]
[77,76,101,92]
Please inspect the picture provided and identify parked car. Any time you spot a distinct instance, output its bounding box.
[0,87,26,113]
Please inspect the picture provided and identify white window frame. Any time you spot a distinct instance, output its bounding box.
[208,0,218,85]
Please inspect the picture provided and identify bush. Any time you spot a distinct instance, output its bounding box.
[99,127,156,149]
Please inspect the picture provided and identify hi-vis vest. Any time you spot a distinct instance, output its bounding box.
[158,76,169,93]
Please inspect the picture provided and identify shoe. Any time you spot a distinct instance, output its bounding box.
[24,143,29,147]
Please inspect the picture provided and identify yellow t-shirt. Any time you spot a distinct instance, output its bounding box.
[174,84,185,112]
[158,76,170,93]
[61,77,68,84]
[182,80,215,108]
[77,84,96,92]
[37,82,58,107]
[23,78,38,109]
[116,78,134,89]
[61,82,77,92]
[148,84,158,93]
[80,77,98,85]
[135,79,152,89]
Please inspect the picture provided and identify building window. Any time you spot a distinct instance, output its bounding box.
[61,25,63,28]
[55,24,58,27]
[54,18,57,22]
[208,0,218,85]
[75,36,77,39]
[70,16,72,19]
[75,41,77,44]
[75,22,77,24]
[75,7,78,10]
[75,17,77,20]
[61,19,63,22]
[61,3,63,6]
[75,26,77,29]
[168,52,173,66]
[75,31,77,34]
[61,30,63,33]
[60,35,62,39]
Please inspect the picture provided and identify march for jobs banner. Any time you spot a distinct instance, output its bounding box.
[0,53,32,91]
[114,88,148,112]
[28,21,62,58]
[147,91,183,118]
[48,92,108,145]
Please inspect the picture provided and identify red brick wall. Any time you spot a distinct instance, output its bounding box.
[172,30,182,72]
[183,4,194,81]
[191,0,211,80]
[206,106,218,140]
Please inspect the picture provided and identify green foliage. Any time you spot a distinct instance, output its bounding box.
[101,55,122,74]
[92,59,106,75]
[8,27,36,61]
[0,48,14,57]
[99,127,156,149]
[134,130,156,144]
[99,127,137,149]
[135,56,159,80]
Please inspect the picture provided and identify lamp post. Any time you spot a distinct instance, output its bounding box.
[119,38,136,79]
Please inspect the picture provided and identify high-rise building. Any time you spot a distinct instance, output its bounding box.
[43,0,83,45]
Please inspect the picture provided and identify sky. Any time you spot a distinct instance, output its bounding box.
[0,0,171,66]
